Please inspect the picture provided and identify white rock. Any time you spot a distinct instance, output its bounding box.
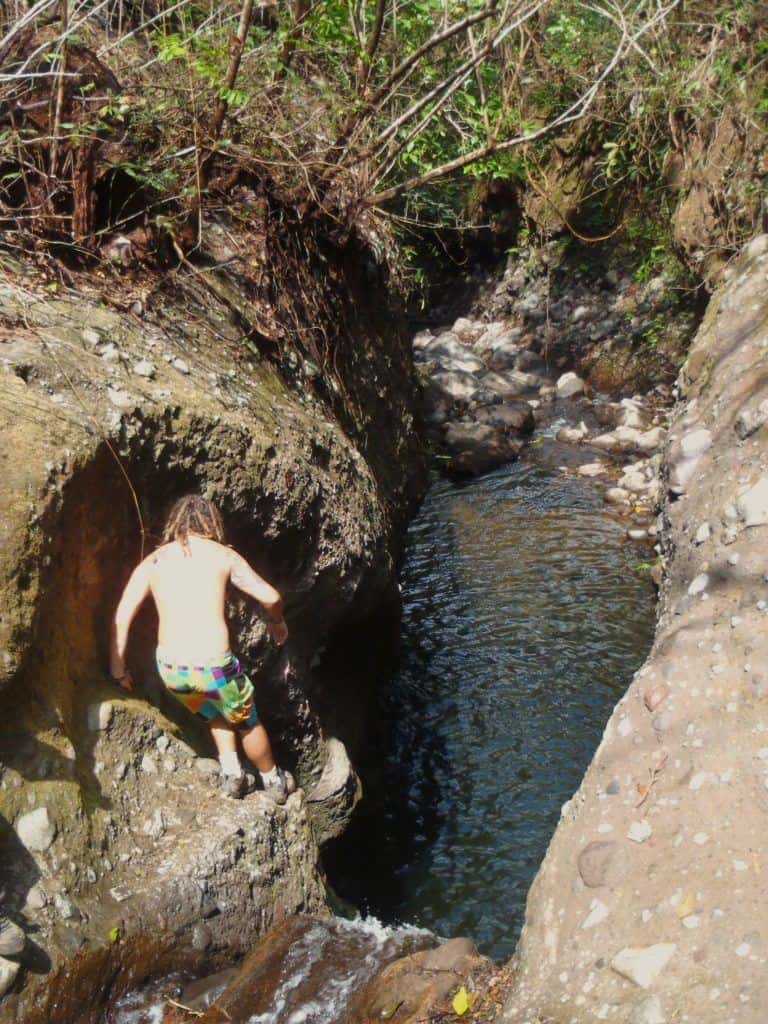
[140,755,158,775]
[556,371,585,399]
[452,317,485,343]
[572,305,591,322]
[736,476,768,528]
[132,359,156,379]
[578,462,607,477]
[627,819,653,843]
[688,573,709,596]
[735,398,768,439]
[630,995,666,1024]
[87,701,113,732]
[556,422,589,443]
[637,427,666,453]
[605,487,630,504]
[412,329,434,351]
[745,234,768,260]
[81,327,101,348]
[0,957,19,998]
[628,529,648,540]
[694,523,711,544]
[680,428,713,459]
[107,388,133,410]
[611,944,676,988]
[172,357,191,375]
[16,807,56,852]
[592,432,619,451]
[582,898,610,929]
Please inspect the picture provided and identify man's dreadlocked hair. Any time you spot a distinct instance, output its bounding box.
[162,495,225,549]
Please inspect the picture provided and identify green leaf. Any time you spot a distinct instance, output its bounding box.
[109,926,120,942]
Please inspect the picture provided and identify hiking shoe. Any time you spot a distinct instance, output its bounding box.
[261,768,296,806]
[0,916,25,957]
[219,772,248,800]
[241,769,260,796]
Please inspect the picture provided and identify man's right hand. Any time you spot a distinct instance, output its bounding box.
[267,619,288,646]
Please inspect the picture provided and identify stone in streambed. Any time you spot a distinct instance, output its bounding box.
[605,487,630,505]
[611,944,676,988]
[473,401,534,435]
[428,370,480,405]
[578,462,607,477]
[443,422,521,476]
[556,422,589,444]
[556,371,585,398]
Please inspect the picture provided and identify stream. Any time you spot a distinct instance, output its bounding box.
[326,433,656,961]
[114,433,657,1022]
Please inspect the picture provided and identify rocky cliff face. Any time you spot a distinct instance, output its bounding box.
[501,235,768,1023]
[0,232,424,1021]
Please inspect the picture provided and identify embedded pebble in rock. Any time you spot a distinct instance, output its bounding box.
[556,371,585,399]
[15,806,56,852]
[577,841,618,888]
[736,476,768,528]
[610,944,676,989]
[643,684,670,711]
[734,397,768,439]
[132,359,156,379]
[172,357,191,375]
[627,819,653,843]
[694,522,711,544]
[581,898,610,929]
[687,573,709,596]
[630,994,666,1024]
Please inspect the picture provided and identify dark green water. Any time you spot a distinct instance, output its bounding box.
[327,439,656,961]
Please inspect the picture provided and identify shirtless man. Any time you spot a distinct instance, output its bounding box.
[109,494,295,803]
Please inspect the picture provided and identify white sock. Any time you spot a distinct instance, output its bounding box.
[220,750,242,777]
[260,766,279,785]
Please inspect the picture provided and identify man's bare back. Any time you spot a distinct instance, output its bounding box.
[110,535,287,684]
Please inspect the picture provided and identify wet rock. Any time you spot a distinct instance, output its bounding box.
[577,841,617,888]
[473,402,535,434]
[610,944,676,988]
[736,476,768,528]
[556,371,585,398]
[443,422,521,476]
[578,461,607,477]
[0,957,19,997]
[556,422,588,443]
[16,807,56,853]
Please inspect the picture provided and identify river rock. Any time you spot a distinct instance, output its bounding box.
[556,371,585,398]
[578,462,607,477]
[556,422,589,443]
[16,807,56,853]
[429,369,480,404]
[473,401,535,434]
[452,317,485,343]
[637,427,666,453]
[605,487,630,504]
[444,422,521,476]
[611,944,676,989]
[478,370,532,400]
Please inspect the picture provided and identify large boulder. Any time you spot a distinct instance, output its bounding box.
[0,235,425,1021]
[502,237,768,1023]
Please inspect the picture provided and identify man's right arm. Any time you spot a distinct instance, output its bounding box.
[229,550,288,645]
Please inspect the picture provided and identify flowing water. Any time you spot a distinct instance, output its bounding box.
[326,435,656,961]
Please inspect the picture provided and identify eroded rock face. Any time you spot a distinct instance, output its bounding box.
[501,237,768,1023]
[0,243,424,1019]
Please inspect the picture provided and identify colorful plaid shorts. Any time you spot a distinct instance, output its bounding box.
[155,649,259,728]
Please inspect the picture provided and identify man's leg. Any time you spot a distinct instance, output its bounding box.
[240,723,275,774]
[208,716,243,778]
